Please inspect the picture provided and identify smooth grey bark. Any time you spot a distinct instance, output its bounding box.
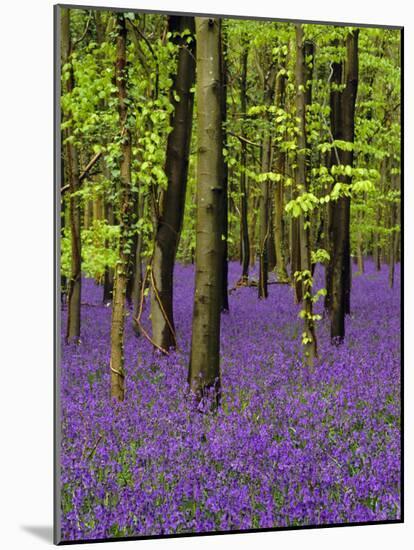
[219,21,229,312]
[188,17,223,405]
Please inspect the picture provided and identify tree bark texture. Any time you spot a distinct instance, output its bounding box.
[150,16,196,350]
[219,21,230,311]
[330,30,359,342]
[110,14,132,401]
[296,25,317,364]
[273,64,289,282]
[188,18,223,405]
[62,8,82,343]
[258,71,275,299]
[239,43,250,281]
[131,193,145,335]
[249,194,259,269]
[324,41,342,314]
[103,188,115,304]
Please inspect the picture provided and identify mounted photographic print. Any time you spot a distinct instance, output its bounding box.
[54,3,403,544]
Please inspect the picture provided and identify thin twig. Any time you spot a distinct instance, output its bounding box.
[61,150,103,193]
[79,151,102,181]
[133,266,170,355]
[150,268,178,349]
[228,131,262,148]
[320,62,341,166]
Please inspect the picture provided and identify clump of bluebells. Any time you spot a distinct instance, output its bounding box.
[60,260,401,541]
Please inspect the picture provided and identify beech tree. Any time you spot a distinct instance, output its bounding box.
[257,51,276,299]
[62,8,82,342]
[239,39,250,282]
[188,17,223,405]
[273,49,289,283]
[109,14,132,401]
[330,29,359,342]
[295,25,318,363]
[220,22,230,312]
[150,16,196,350]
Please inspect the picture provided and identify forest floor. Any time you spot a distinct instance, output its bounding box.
[60,260,401,541]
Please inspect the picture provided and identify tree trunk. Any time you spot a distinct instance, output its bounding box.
[93,17,115,304]
[292,38,314,307]
[324,41,342,313]
[219,21,229,312]
[239,43,250,281]
[60,151,68,304]
[62,8,82,343]
[258,58,276,299]
[93,195,103,221]
[356,205,365,274]
[131,193,145,335]
[389,218,396,289]
[291,39,303,304]
[60,197,67,303]
[267,209,276,271]
[109,14,132,401]
[374,161,386,271]
[188,17,223,406]
[296,25,317,364]
[374,204,382,271]
[249,191,259,269]
[83,198,93,229]
[150,16,196,350]
[258,133,271,298]
[291,216,302,303]
[331,29,359,342]
[389,173,400,289]
[273,66,289,282]
[125,190,139,305]
[102,190,115,304]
